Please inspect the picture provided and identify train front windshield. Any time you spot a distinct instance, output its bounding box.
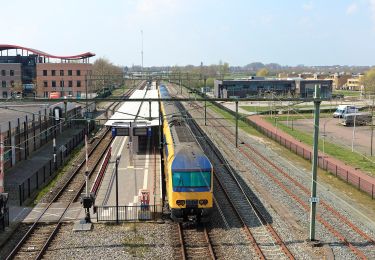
[172,171,211,192]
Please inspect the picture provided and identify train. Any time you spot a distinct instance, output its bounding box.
[159,84,213,222]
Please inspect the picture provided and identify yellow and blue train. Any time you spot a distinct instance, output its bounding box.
[159,84,213,222]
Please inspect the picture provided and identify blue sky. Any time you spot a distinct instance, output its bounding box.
[1,0,375,66]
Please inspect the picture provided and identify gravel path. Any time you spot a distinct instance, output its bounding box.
[43,222,175,259]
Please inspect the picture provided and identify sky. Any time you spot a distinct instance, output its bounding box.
[1,0,375,67]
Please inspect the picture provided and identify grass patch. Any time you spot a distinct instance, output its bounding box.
[33,144,83,205]
[208,103,261,136]
[264,116,375,176]
[122,223,148,257]
[333,89,361,97]
[111,87,129,96]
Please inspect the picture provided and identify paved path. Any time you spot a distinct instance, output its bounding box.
[95,135,161,207]
[248,115,375,188]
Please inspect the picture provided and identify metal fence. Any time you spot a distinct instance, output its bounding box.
[213,101,375,199]
[0,207,9,231]
[17,127,88,205]
[96,205,161,222]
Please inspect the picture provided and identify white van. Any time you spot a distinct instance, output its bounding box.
[333,105,358,118]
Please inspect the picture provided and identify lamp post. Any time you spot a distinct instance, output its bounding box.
[322,118,332,154]
[351,113,357,152]
[115,155,120,224]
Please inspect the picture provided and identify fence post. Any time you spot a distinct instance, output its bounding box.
[358,178,360,190]
[27,178,30,197]
[43,165,46,183]
[346,171,349,182]
[49,160,52,176]
[36,170,39,189]
[372,185,374,199]
[335,165,338,176]
[19,185,22,206]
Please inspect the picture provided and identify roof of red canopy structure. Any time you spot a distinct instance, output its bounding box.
[0,44,95,60]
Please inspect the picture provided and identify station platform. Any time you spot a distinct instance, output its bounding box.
[95,133,162,210]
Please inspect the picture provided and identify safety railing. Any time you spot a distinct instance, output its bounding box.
[96,205,161,222]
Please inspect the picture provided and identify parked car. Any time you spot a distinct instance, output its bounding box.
[341,112,372,126]
[333,105,358,118]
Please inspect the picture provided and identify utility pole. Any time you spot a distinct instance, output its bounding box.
[371,95,374,156]
[309,84,321,242]
[141,30,144,71]
[235,100,239,148]
[204,76,207,126]
[0,129,4,193]
[115,156,120,224]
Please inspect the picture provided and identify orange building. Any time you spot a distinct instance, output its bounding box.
[0,44,95,98]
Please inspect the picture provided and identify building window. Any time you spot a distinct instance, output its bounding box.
[1,70,5,76]
[68,81,73,87]
[60,70,64,76]
[76,91,81,98]
[77,80,81,87]
[60,81,64,87]
[10,70,14,76]
[44,91,48,98]
[52,81,56,87]
[43,81,48,88]
[1,81,6,88]
[43,70,47,76]
[68,70,72,76]
[51,70,56,76]
[76,70,81,76]
[68,91,73,96]
[3,91,7,98]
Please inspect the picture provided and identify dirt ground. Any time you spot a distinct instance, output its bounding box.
[281,117,375,156]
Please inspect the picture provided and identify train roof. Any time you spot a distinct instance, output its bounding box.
[172,146,212,172]
[160,85,196,145]
[105,89,160,127]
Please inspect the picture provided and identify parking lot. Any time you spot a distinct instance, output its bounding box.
[284,117,375,156]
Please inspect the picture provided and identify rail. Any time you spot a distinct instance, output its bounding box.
[90,147,112,196]
[6,129,113,260]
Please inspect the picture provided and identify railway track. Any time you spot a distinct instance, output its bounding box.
[4,86,143,260]
[173,84,375,259]
[176,223,215,260]
[168,88,294,259]
[202,106,375,259]
[6,129,112,260]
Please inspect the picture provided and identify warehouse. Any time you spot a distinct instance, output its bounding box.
[214,78,332,98]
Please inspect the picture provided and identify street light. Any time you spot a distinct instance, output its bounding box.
[115,155,120,224]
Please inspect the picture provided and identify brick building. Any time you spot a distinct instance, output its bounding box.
[0,44,95,98]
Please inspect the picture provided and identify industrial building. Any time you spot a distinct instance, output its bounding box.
[214,77,332,98]
[0,44,95,98]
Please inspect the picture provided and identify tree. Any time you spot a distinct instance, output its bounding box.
[11,80,23,95]
[92,57,123,92]
[256,68,269,77]
[362,68,375,96]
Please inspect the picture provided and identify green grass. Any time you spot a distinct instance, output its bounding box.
[208,103,261,136]
[264,116,375,175]
[240,104,336,113]
[333,89,361,97]
[33,145,83,204]
[111,86,129,96]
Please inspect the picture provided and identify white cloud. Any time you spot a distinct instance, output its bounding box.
[370,0,375,21]
[346,3,358,15]
[302,1,313,11]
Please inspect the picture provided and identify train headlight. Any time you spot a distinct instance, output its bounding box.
[176,200,185,206]
[199,199,208,205]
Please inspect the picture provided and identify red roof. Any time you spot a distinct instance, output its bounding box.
[0,44,95,60]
